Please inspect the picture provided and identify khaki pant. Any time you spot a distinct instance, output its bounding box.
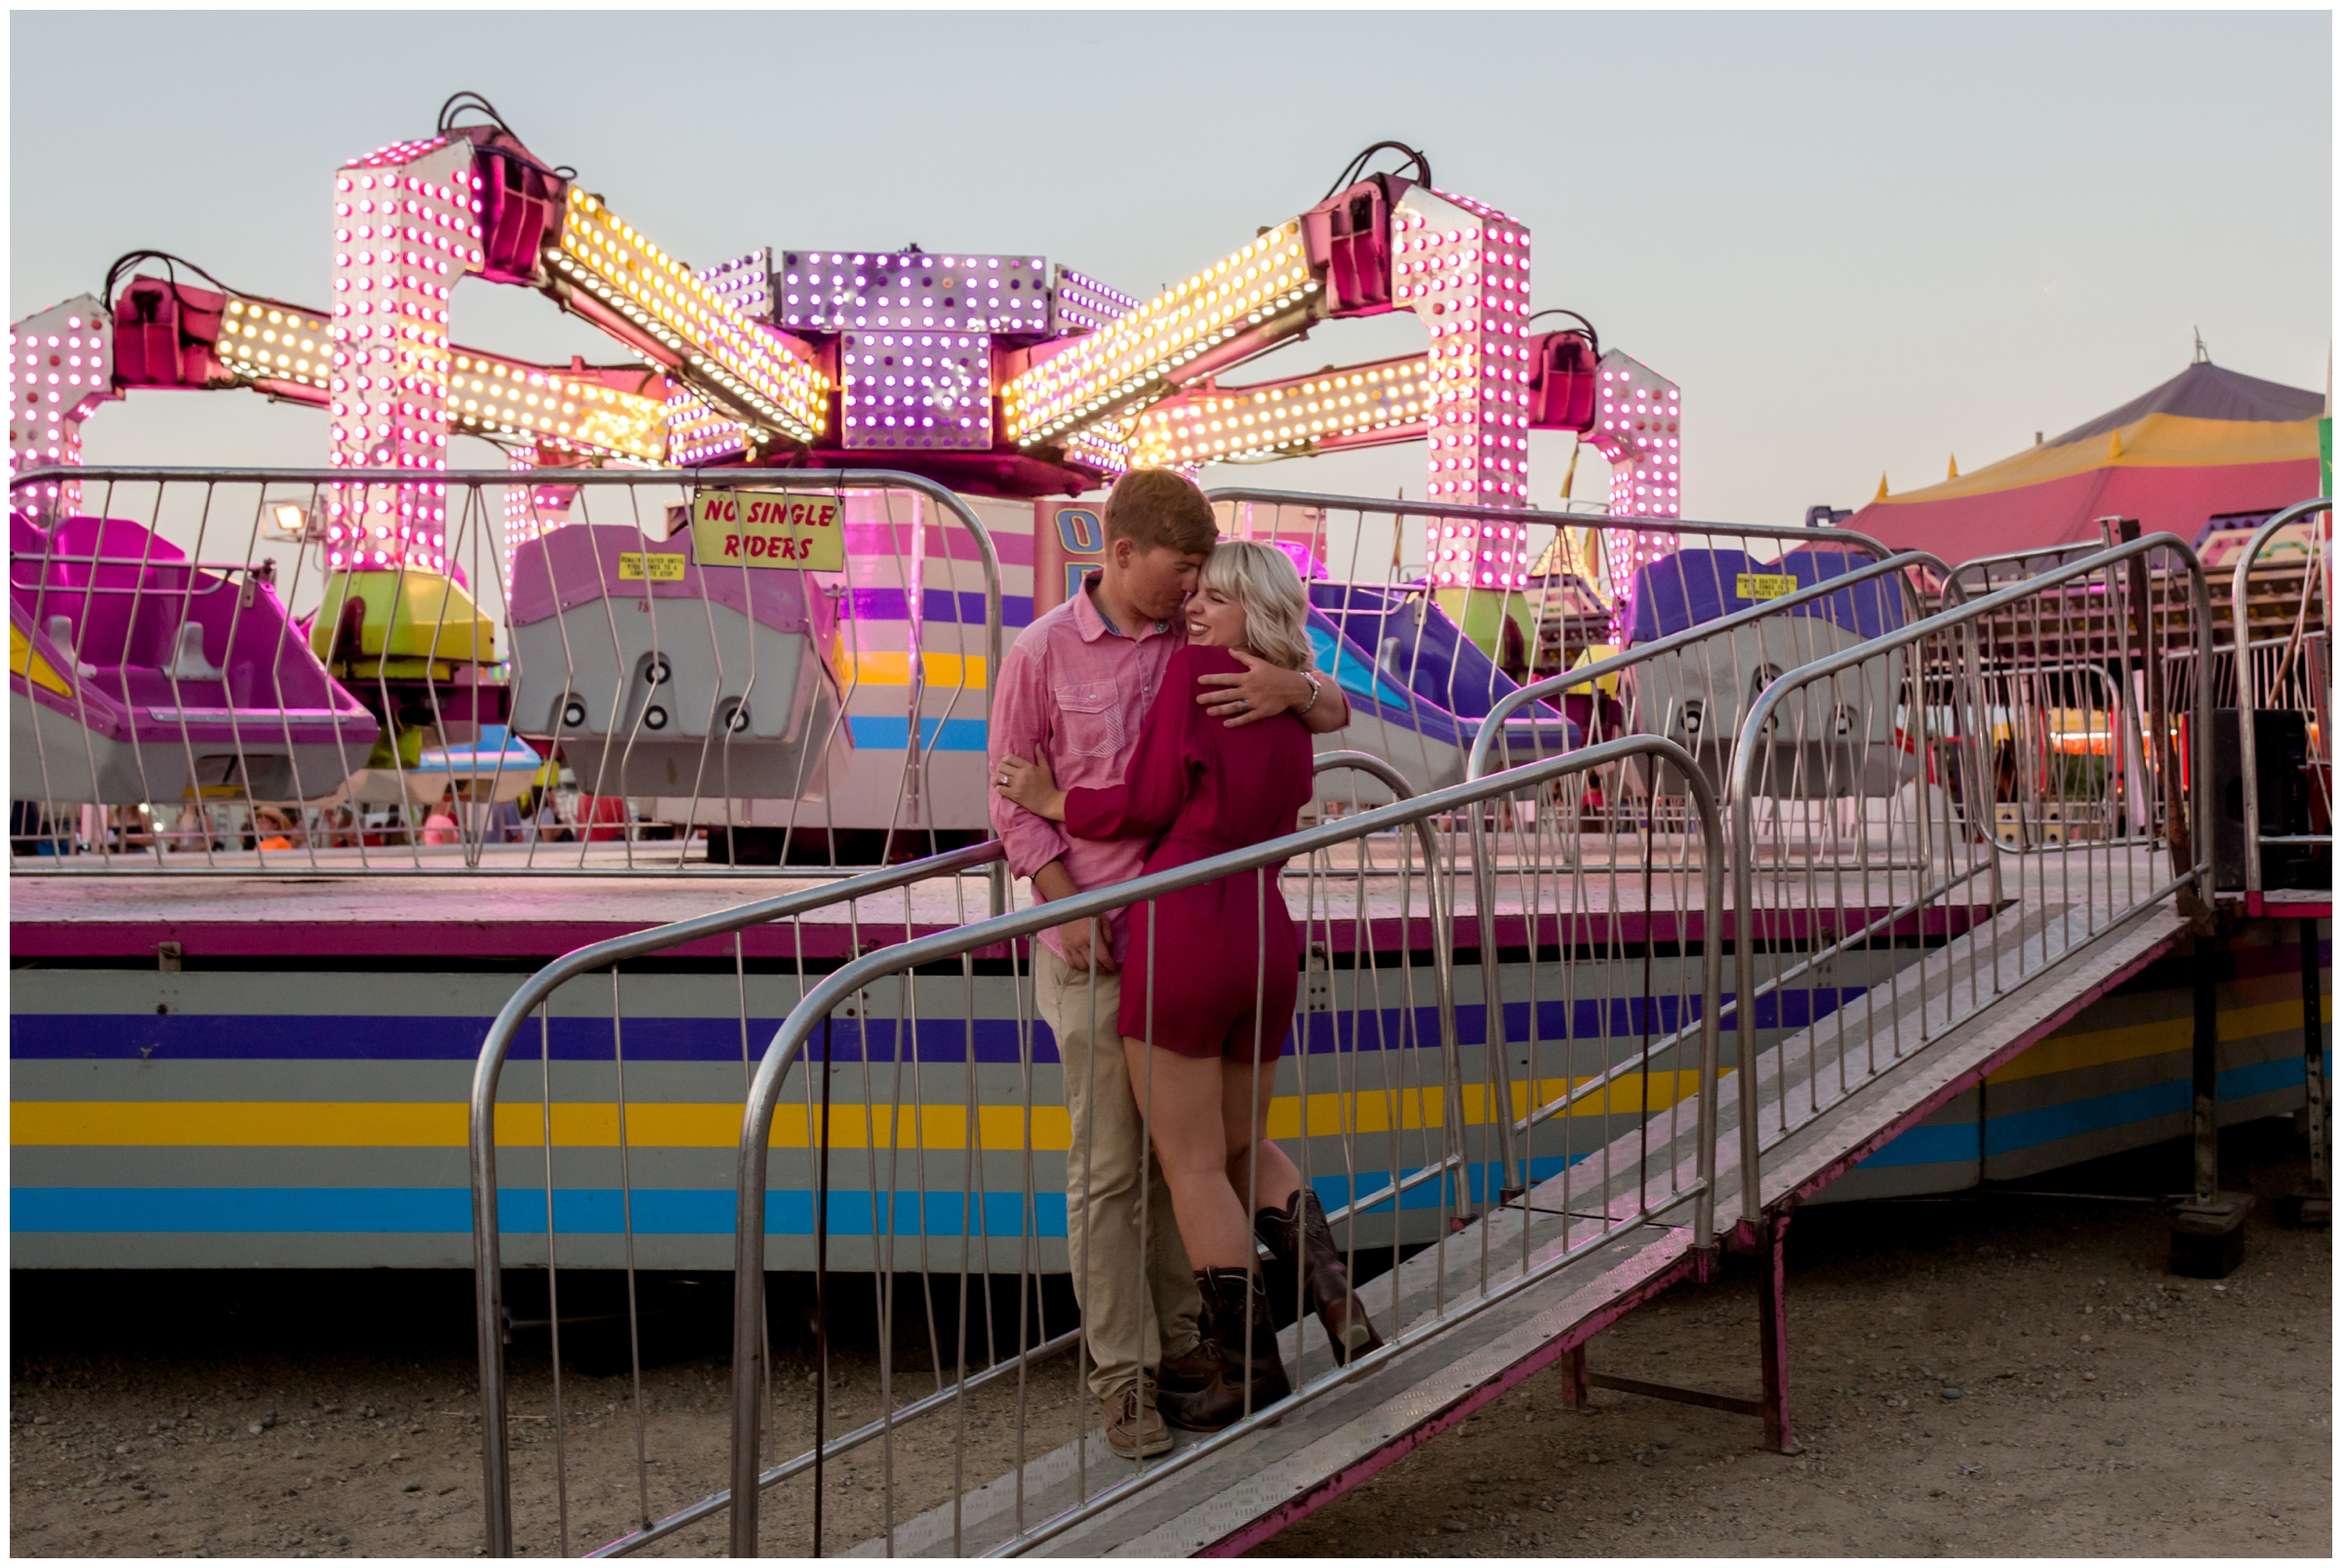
[1034,944,1201,1400]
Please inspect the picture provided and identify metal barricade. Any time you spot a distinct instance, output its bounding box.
[1203,486,1897,803]
[8,464,999,875]
[466,838,1006,1557]
[711,734,1722,1558]
[1724,533,2213,1215]
[1458,549,1945,1197]
[2232,499,2331,905]
[1940,538,2112,608]
[464,749,1473,1559]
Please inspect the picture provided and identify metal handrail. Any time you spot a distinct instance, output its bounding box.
[1200,485,1899,562]
[1461,549,1948,783]
[2231,499,2331,899]
[466,836,1006,1556]
[1726,532,2215,1222]
[1456,548,1945,1195]
[8,464,1005,893]
[723,733,1725,1556]
[1939,539,2111,608]
[1303,749,1472,1226]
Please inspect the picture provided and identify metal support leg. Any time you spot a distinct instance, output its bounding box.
[2192,935,2220,1203]
[2171,935,2251,1273]
[2192,941,2210,1207]
[1555,1246,1783,1432]
[1756,1209,1797,1455]
[1556,1343,1589,1409]
[2283,917,2331,1228]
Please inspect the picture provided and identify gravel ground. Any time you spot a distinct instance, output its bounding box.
[1258,1119,2331,1558]
[10,1120,2330,1558]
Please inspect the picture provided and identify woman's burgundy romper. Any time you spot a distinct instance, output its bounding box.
[1062,644,1313,1060]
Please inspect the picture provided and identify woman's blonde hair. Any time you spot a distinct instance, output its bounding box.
[1198,540,1314,672]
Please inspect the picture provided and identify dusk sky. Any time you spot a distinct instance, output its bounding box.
[12,10,2330,527]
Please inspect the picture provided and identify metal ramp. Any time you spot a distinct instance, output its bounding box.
[855,858,2197,1557]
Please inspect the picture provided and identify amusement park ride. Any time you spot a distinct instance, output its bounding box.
[8,98,1686,829]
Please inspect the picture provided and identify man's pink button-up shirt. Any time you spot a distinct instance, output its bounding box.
[987,580,1185,962]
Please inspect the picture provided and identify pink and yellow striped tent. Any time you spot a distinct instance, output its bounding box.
[1848,360,2323,563]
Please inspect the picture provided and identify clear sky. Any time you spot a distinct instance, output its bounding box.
[12,9,2331,527]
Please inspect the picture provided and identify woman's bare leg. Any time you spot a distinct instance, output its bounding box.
[1121,1038,1254,1269]
[1223,1052,1303,1219]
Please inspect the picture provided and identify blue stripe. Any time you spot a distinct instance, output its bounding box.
[9,1013,1056,1065]
[1851,1123,1976,1169]
[844,716,989,752]
[11,1186,1070,1237]
[14,1167,1617,1236]
[1855,1051,2326,1169]
[12,987,1868,1065]
[1314,1151,1595,1215]
[10,987,1865,1065]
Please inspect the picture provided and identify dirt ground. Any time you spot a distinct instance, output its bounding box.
[1258,1119,2331,1559]
[10,1120,2330,1558]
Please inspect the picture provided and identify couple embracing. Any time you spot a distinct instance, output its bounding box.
[988,468,1385,1461]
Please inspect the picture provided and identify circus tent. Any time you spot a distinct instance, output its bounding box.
[1844,358,2323,563]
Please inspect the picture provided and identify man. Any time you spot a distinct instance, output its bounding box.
[988,468,1347,1458]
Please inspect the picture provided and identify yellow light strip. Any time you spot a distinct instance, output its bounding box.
[216,298,333,393]
[550,189,829,444]
[221,294,668,462]
[1001,221,1318,446]
[1129,356,1432,467]
[445,351,666,462]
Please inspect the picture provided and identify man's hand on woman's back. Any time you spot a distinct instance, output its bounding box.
[1194,649,1345,733]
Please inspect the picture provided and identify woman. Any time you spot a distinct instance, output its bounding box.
[997,541,1383,1431]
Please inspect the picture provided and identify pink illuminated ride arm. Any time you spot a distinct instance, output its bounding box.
[1064,652,1202,842]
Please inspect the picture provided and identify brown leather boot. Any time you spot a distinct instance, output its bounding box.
[1155,1335,1222,1402]
[1156,1267,1291,1432]
[1255,1187,1386,1364]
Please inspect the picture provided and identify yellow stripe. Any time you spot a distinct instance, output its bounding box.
[11,1077,1703,1150]
[832,651,989,689]
[1878,412,2321,505]
[1987,994,2329,1086]
[14,1101,466,1146]
[1264,1073,1705,1139]
[8,1100,1076,1150]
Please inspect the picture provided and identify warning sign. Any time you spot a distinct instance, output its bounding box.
[690,492,846,572]
[1735,573,1796,601]
[618,551,688,582]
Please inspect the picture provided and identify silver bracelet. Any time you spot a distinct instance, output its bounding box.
[1299,673,1322,715]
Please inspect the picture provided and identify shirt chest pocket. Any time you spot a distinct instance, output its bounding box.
[1053,680,1126,760]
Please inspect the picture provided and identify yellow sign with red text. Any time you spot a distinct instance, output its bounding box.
[689,492,845,572]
